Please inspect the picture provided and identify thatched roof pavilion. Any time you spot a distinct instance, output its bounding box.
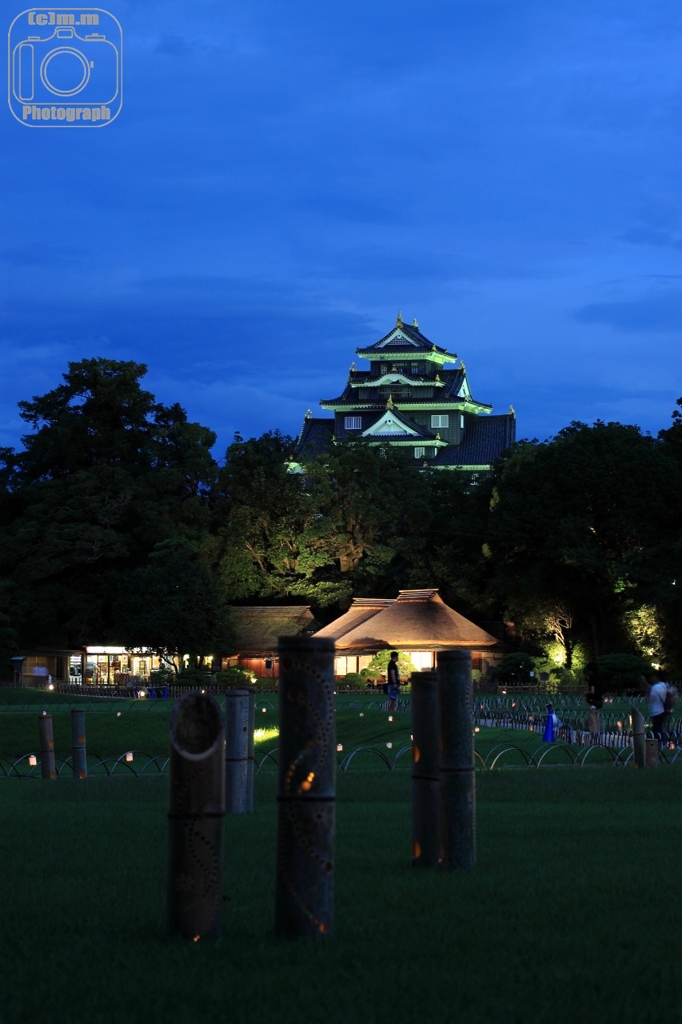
[314,589,499,654]
[228,606,318,656]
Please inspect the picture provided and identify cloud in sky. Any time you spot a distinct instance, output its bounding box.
[2,0,682,455]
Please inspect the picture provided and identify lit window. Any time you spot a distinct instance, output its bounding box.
[430,414,449,428]
[344,416,362,430]
[460,414,464,429]
[414,447,426,459]
[411,363,419,375]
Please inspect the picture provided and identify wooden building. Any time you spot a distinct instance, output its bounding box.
[223,606,319,678]
[313,589,503,678]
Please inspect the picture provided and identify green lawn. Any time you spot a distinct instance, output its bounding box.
[1,688,681,1022]
[2,769,681,1023]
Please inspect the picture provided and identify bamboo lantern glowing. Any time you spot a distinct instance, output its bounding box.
[224,688,251,813]
[411,670,440,867]
[38,713,56,780]
[71,709,87,779]
[275,637,335,939]
[437,650,476,870]
[167,693,226,940]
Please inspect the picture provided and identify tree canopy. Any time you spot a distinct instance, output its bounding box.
[3,361,682,676]
[0,358,222,651]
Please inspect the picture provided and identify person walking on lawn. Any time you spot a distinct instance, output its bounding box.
[387,651,401,712]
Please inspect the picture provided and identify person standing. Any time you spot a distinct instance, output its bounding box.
[583,662,604,743]
[648,674,669,744]
[386,651,400,712]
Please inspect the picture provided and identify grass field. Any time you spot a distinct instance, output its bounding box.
[1,690,680,1024]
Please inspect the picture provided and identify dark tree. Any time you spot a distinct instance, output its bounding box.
[0,358,219,649]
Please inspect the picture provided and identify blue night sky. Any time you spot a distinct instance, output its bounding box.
[2,0,682,457]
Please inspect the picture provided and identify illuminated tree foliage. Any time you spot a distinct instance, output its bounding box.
[484,421,682,660]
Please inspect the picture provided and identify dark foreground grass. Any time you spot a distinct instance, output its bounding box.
[1,767,681,1024]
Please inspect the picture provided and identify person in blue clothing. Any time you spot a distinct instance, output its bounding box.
[648,673,670,744]
[386,651,401,711]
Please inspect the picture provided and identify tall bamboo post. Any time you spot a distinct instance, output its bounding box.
[246,691,256,813]
[71,709,87,779]
[38,713,56,780]
[225,688,251,813]
[411,670,440,867]
[437,650,476,870]
[275,637,335,939]
[167,692,225,940]
[631,706,646,768]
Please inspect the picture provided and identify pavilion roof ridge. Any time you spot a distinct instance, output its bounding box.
[395,588,441,602]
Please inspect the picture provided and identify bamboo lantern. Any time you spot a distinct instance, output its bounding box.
[167,693,225,940]
[246,691,256,813]
[71,709,87,779]
[411,670,440,867]
[224,688,251,813]
[437,650,476,870]
[275,637,335,939]
[630,706,646,768]
[38,713,56,780]
[645,737,659,768]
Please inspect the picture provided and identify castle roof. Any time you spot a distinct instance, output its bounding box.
[295,417,335,460]
[361,407,441,441]
[432,415,516,468]
[356,321,456,361]
[320,368,489,410]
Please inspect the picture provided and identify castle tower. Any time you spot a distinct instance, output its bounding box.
[295,315,515,477]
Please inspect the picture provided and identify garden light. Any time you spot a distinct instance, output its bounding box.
[28,754,37,766]
[125,751,134,762]
[336,744,343,752]
[386,742,393,749]
[388,715,393,722]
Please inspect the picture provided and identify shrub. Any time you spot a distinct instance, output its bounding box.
[365,650,416,683]
[254,677,279,692]
[491,652,537,683]
[149,667,174,686]
[214,667,256,689]
[176,667,212,688]
[341,672,366,690]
